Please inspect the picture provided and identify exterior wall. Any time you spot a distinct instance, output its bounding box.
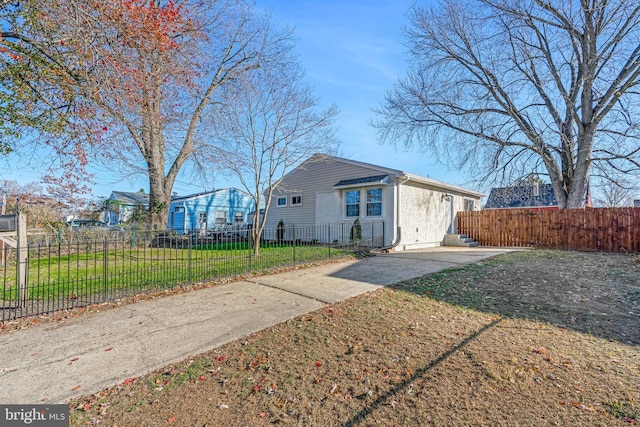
[265,157,400,246]
[396,182,482,251]
[103,194,144,225]
[168,189,254,234]
[264,155,483,249]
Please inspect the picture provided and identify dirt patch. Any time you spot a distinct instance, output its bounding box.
[69,250,640,426]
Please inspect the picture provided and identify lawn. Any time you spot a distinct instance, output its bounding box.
[69,250,640,426]
[1,241,351,302]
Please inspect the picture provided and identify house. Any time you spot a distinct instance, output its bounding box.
[103,191,150,225]
[168,188,254,234]
[484,183,592,209]
[262,154,484,250]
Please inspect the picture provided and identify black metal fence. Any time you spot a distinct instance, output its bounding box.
[1,221,388,321]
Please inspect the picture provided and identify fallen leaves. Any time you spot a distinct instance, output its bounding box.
[532,347,547,354]
[571,402,594,411]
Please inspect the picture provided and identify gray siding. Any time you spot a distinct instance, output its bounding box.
[265,156,399,228]
[264,154,483,250]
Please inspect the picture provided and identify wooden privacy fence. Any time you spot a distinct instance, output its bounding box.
[458,207,640,253]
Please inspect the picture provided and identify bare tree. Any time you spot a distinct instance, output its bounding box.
[1,0,291,228]
[2,182,71,227]
[593,179,637,207]
[203,43,339,255]
[373,0,640,208]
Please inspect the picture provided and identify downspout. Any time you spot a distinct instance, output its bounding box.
[372,174,408,252]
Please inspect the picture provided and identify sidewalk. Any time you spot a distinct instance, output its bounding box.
[0,247,511,404]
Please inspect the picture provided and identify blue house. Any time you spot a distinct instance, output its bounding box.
[168,188,255,234]
[103,191,150,225]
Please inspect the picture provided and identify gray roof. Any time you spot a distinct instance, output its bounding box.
[305,154,485,198]
[110,191,150,206]
[334,174,389,187]
[484,184,557,209]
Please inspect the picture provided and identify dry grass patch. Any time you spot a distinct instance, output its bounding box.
[69,250,640,426]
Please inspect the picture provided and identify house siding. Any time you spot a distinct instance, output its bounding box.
[397,182,481,250]
[266,156,400,229]
[168,189,254,233]
[263,154,483,250]
[104,191,150,225]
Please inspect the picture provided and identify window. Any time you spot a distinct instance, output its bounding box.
[234,211,244,223]
[215,210,227,225]
[346,190,360,217]
[464,199,475,212]
[198,211,207,224]
[366,188,382,216]
[277,197,287,207]
[291,194,302,206]
[174,206,185,213]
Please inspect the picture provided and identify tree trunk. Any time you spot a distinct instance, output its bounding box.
[148,162,169,230]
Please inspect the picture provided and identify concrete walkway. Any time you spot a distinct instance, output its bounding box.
[0,247,511,404]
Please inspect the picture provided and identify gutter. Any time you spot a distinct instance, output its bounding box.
[372,174,409,252]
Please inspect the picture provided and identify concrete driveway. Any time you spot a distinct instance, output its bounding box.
[0,247,513,404]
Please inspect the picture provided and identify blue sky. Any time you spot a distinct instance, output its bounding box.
[4,0,470,199]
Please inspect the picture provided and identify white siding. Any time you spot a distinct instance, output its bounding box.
[396,181,482,250]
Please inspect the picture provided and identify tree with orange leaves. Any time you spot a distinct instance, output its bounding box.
[1,0,292,228]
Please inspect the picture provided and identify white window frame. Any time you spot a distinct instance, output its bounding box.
[366,187,383,217]
[290,194,302,206]
[215,210,227,225]
[345,190,360,217]
[276,196,287,207]
[233,211,244,223]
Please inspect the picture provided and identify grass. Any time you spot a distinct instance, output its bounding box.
[68,250,640,426]
[1,241,352,302]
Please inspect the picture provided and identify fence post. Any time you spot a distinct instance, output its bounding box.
[103,235,109,299]
[16,211,28,307]
[292,225,296,264]
[188,231,193,284]
[247,231,252,273]
[328,224,331,258]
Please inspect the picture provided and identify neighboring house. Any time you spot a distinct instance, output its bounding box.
[484,183,592,209]
[168,188,255,234]
[103,191,150,225]
[262,154,484,250]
